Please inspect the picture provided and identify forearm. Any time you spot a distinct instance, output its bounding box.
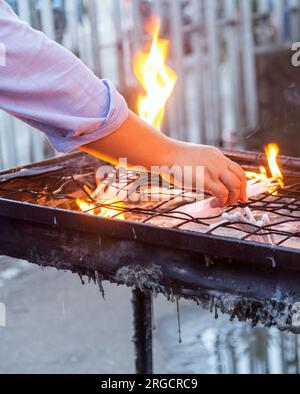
[79,110,178,170]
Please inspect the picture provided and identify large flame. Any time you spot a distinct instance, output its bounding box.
[246,143,284,192]
[134,18,177,130]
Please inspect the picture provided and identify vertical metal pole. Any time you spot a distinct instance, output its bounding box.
[170,0,188,141]
[257,0,270,13]
[40,0,56,40]
[88,0,102,77]
[17,0,45,163]
[206,0,222,146]
[112,0,127,88]
[283,0,292,41]
[132,0,143,53]
[274,0,285,44]
[290,0,300,41]
[200,0,215,146]
[161,0,180,139]
[0,113,18,168]
[194,0,207,144]
[153,0,163,16]
[121,0,136,87]
[65,0,80,53]
[0,120,3,169]
[241,0,258,132]
[224,0,242,138]
[18,0,31,23]
[132,289,153,375]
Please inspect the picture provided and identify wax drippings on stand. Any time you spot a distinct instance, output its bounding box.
[95,271,105,300]
[74,266,300,335]
[151,292,157,331]
[176,297,182,344]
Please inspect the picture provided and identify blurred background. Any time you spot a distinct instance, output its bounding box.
[1,0,300,374]
[2,0,300,171]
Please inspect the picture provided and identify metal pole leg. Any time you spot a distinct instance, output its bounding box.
[132,289,153,374]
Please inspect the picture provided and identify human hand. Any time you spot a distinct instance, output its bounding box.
[166,142,248,208]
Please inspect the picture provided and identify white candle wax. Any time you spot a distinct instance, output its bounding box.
[175,179,276,219]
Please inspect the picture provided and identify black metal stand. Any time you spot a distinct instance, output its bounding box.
[132,289,153,374]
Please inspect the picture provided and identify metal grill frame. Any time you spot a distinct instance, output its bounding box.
[1,151,300,373]
[1,151,300,270]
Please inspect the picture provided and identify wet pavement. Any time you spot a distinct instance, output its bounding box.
[0,258,168,373]
[0,257,299,374]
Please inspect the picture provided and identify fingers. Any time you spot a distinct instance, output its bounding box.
[208,179,229,208]
[194,146,249,208]
[220,172,242,206]
[207,163,247,208]
[228,162,248,203]
[213,150,248,204]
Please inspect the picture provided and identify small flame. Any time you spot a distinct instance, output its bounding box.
[134,18,177,130]
[76,198,95,216]
[246,166,268,183]
[265,143,284,188]
[246,143,284,193]
[76,198,125,220]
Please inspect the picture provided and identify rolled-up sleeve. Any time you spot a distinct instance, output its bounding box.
[0,0,128,153]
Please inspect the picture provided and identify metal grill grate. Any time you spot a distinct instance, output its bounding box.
[1,153,300,250]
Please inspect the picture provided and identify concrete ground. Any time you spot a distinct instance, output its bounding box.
[0,257,219,374]
[0,257,291,374]
[0,260,148,373]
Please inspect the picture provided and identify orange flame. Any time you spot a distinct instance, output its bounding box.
[246,143,284,192]
[134,18,177,130]
[76,198,125,220]
[76,198,96,216]
[76,185,125,220]
[246,166,268,183]
[265,143,284,188]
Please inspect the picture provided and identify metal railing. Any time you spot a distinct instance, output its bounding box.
[1,0,300,170]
